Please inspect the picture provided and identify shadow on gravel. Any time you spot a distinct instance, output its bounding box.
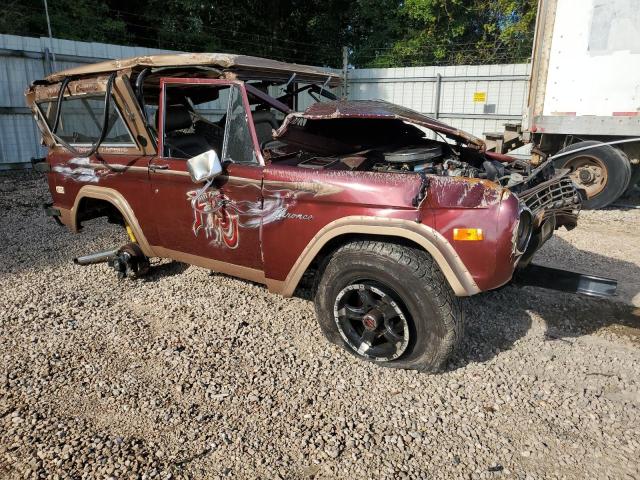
[144,261,191,281]
[0,171,124,275]
[448,236,640,371]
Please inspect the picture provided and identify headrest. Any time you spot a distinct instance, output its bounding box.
[251,110,278,129]
[160,105,193,132]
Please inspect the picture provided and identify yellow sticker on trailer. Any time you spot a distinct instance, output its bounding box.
[473,92,487,103]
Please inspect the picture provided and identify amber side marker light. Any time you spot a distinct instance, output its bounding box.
[453,228,484,241]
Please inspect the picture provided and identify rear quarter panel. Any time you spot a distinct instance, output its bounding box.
[46,149,154,238]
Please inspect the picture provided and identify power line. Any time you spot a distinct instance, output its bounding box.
[59,9,343,66]
[354,40,532,55]
[352,46,532,67]
[4,2,342,65]
[59,10,329,56]
[37,9,339,66]
[102,5,338,50]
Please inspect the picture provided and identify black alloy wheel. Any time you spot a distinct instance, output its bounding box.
[333,282,410,361]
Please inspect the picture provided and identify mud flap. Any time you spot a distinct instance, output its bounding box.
[514,264,617,298]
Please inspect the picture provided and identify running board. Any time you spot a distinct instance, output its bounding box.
[514,264,617,298]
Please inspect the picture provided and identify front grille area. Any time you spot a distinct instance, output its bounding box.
[518,176,581,217]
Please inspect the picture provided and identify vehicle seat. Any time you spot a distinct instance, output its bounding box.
[252,110,279,146]
[161,105,211,158]
[194,119,224,154]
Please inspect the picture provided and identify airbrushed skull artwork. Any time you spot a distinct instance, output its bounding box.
[187,189,240,248]
[187,185,314,249]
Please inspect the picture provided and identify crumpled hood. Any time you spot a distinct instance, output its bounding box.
[275,100,485,149]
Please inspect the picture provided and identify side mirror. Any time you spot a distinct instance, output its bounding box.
[187,150,223,183]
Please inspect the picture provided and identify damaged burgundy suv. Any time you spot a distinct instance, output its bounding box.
[26,53,597,371]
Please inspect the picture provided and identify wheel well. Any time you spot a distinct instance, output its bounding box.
[298,233,434,290]
[76,197,125,229]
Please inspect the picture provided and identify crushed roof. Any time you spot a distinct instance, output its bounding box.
[45,52,341,85]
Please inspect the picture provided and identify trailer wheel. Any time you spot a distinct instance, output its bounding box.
[554,141,631,209]
[314,240,463,372]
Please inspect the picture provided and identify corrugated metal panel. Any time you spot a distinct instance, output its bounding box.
[0,113,45,165]
[347,63,530,139]
[0,36,46,165]
[0,34,169,167]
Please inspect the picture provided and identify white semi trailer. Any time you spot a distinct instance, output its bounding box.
[521,0,640,208]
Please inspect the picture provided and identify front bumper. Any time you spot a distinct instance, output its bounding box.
[517,171,582,231]
[514,172,583,268]
[514,264,617,298]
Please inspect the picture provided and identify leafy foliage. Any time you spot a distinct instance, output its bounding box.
[355,0,537,66]
[1,0,536,67]
[1,0,127,45]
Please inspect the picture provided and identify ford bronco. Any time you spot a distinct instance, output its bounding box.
[26,53,611,372]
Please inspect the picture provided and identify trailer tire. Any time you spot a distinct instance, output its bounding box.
[623,165,640,198]
[554,141,631,209]
[314,240,463,372]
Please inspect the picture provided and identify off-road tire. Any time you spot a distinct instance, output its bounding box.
[554,141,631,209]
[314,240,463,372]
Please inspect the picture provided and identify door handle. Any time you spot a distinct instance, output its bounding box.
[149,164,169,172]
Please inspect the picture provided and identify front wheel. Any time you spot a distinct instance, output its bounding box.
[314,241,463,372]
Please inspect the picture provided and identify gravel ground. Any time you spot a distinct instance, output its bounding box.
[1,170,639,479]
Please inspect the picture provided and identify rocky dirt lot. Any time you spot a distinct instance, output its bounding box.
[1,171,639,479]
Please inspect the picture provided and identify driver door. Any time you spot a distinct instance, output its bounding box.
[149,78,264,271]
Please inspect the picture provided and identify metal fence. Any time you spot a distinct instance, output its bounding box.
[348,64,529,140]
[0,34,169,168]
[0,34,530,168]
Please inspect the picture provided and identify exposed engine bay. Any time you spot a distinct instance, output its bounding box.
[266,140,532,188]
[265,120,579,207]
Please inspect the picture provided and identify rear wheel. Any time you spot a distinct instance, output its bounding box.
[554,141,631,209]
[112,243,150,279]
[314,240,463,372]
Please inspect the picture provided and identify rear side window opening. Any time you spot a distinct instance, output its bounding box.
[37,94,135,147]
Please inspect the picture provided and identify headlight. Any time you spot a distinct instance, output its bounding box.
[515,206,533,254]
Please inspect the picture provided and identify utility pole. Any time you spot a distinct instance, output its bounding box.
[342,46,348,100]
[434,73,442,120]
[43,0,57,70]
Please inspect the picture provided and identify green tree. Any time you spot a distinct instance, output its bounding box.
[1,0,537,68]
[346,0,405,67]
[360,0,537,67]
[1,0,126,44]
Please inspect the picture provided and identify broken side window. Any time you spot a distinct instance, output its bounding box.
[37,95,135,147]
[222,85,257,165]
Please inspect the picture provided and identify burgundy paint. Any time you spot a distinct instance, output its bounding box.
[485,151,518,163]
